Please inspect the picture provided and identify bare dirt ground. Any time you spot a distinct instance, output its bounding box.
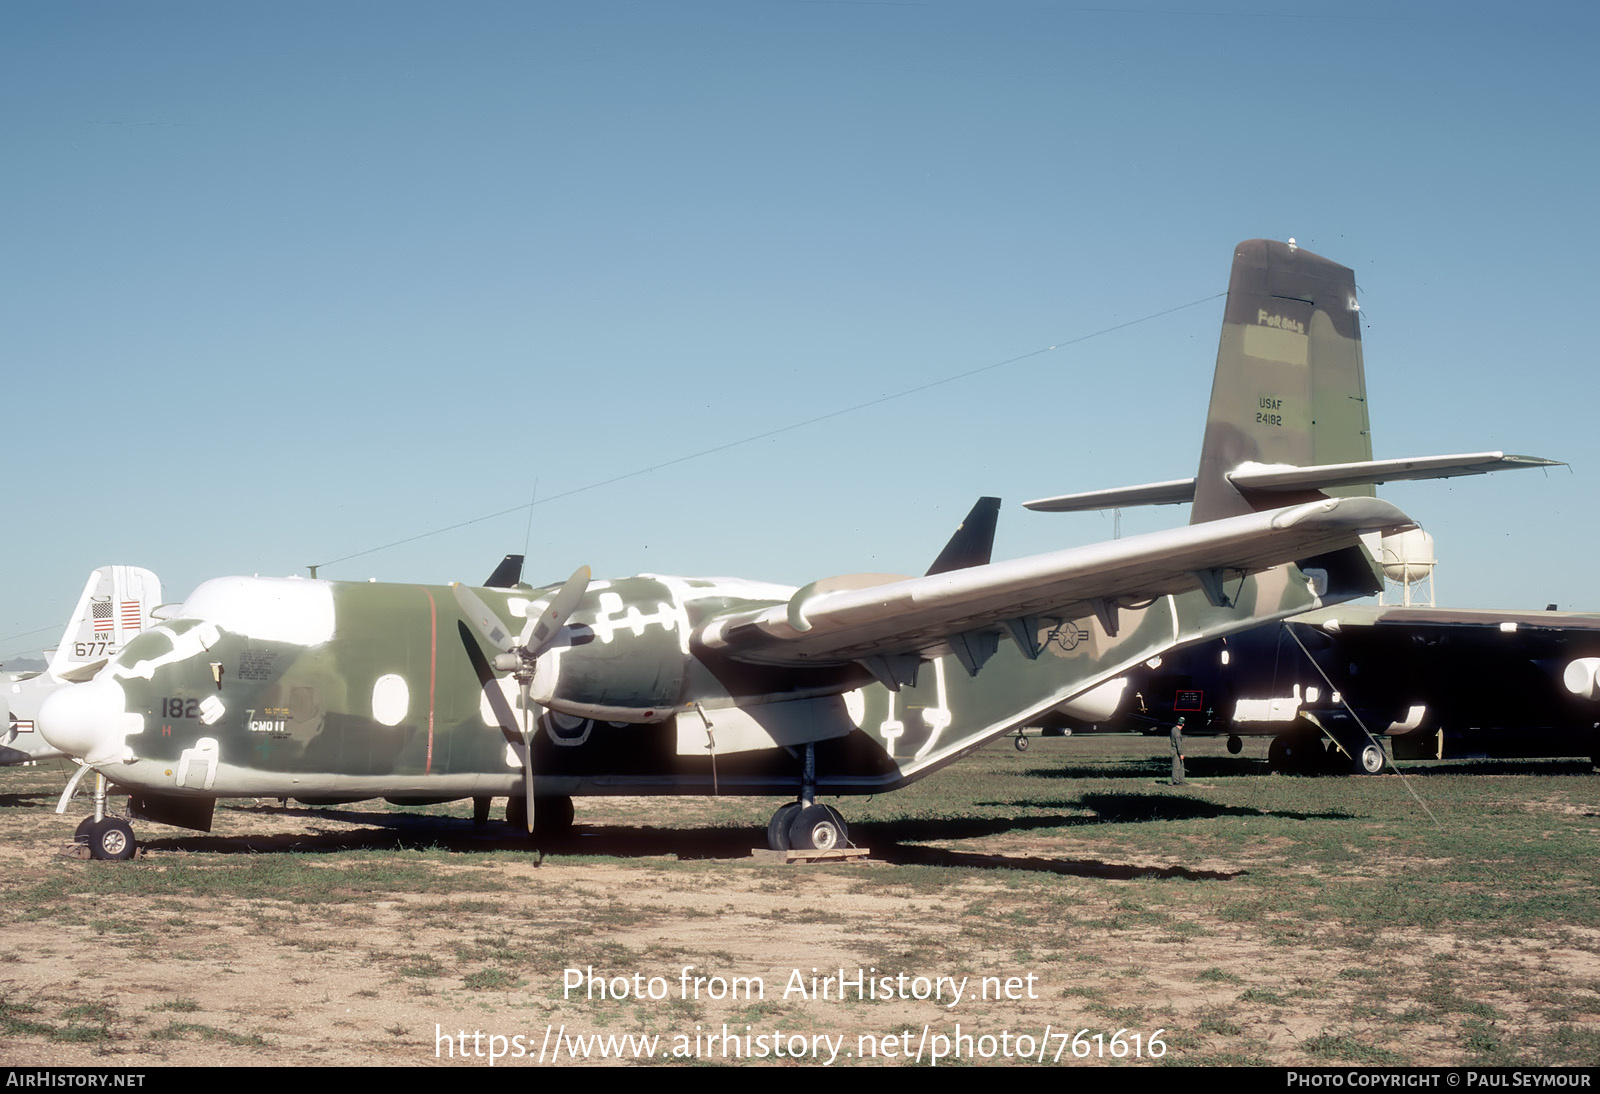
[2,740,1597,1068]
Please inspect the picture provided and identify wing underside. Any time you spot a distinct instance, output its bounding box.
[697,496,1412,670]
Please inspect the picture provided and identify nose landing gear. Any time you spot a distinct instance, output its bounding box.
[75,816,137,861]
[60,768,141,860]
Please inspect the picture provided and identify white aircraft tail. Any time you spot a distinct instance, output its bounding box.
[5,566,163,763]
[43,566,163,682]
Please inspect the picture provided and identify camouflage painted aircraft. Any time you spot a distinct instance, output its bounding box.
[1027,238,1566,772]
[3,566,162,765]
[40,240,1470,861]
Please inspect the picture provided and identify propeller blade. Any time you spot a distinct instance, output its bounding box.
[451,582,517,654]
[519,565,591,659]
[520,677,536,834]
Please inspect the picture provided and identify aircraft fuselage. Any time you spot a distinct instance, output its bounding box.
[41,563,1327,814]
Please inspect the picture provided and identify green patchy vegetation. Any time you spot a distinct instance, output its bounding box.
[463,968,523,991]
[1303,1032,1408,1066]
[148,1021,269,1047]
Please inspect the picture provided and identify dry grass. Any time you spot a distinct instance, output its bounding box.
[0,737,1596,1066]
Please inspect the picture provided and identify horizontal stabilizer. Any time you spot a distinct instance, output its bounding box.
[1024,452,1559,514]
[1229,452,1561,493]
[697,495,1413,669]
[1024,479,1197,513]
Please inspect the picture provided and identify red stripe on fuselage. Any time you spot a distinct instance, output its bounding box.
[424,588,437,774]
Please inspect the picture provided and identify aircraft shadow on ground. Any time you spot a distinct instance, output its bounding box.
[1025,757,1598,780]
[979,793,1356,824]
[0,791,68,810]
[110,794,1319,878]
[126,820,1250,880]
[1395,759,1596,776]
[1020,758,1264,780]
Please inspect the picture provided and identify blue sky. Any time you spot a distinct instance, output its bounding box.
[4,1,1597,661]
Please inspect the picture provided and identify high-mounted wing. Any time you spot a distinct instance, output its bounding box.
[697,495,1411,669]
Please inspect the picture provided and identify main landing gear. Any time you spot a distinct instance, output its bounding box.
[505,794,575,839]
[1267,726,1387,776]
[765,743,851,852]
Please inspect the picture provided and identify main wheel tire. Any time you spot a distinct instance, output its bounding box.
[74,817,99,843]
[1319,741,1352,775]
[1014,735,1029,752]
[1269,730,1324,775]
[88,818,136,861]
[1354,740,1386,775]
[1226,735,1243,755]
[505,796,527,830]
[787,804,847,852]
[766,801,802,851]
[532,795,575,839]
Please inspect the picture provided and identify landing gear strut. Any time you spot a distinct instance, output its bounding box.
[765,743,851,852]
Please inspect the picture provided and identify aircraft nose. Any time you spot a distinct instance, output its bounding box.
[38,677,141,765]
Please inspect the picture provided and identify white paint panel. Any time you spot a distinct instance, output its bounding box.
[1242,323,1309,365]
[179,578,336,646]
[1233,684,1302,724]
[372,674,410,726]
[480,677,520,727]
[1056,677,1129,723]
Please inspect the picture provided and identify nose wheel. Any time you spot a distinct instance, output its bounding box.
[75,816,138,861]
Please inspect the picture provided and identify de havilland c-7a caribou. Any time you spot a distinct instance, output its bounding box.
[35,239,1554,860]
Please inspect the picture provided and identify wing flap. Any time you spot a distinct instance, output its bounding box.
[698,496,1413,667]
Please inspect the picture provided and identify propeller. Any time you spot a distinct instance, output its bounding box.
[451,565,591,833]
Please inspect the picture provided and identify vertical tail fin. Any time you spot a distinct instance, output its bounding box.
[925,497,1001,576]
[45,566,163,681]
[1190,239,1372,524]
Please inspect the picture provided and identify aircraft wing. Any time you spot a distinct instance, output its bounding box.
[697,496,1412,668]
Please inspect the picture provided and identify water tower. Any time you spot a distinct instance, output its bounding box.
[1378,527,1437,606]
